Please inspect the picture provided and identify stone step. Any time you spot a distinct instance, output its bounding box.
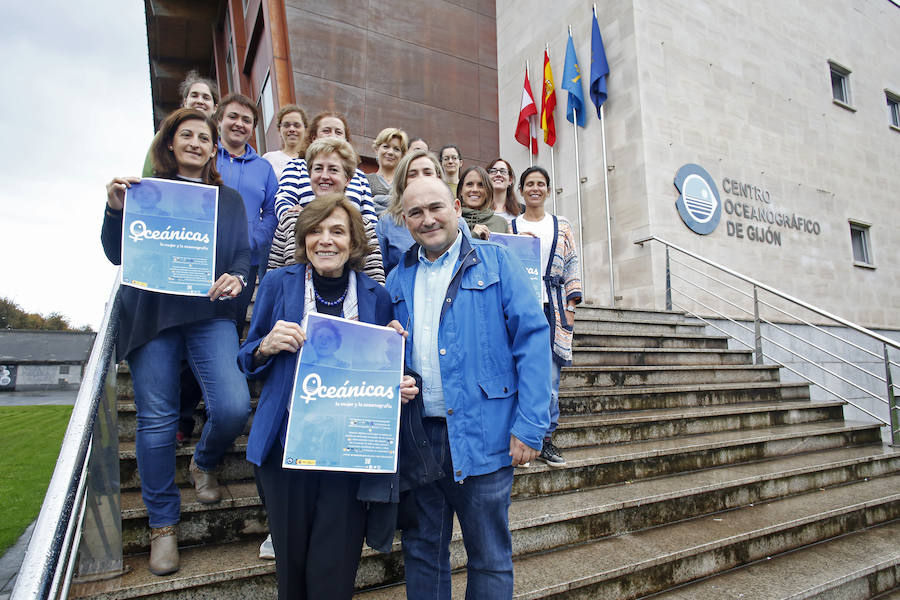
[650,519,900,599]
[573,331,730,349]
[575,304,696,324]
[121,481,267,554]
[116,400,259,442]
[560,381,810,413]
[571,346,752,366]
[512,421,882,499]
[119,436,254,492]
[354,473,900,600]
[554,400,845,448]
[573,316,707,336]
[560,364,783,388]
[113,366,262,401]
[118,443,900,559]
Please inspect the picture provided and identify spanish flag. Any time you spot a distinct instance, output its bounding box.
[541,49,557,146]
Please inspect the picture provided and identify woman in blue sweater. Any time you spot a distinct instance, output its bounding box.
[102,108,252,577]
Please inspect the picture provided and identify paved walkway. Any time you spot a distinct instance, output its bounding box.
[0,389,77,598]
[0,522,35,600]
[0,389,77,407]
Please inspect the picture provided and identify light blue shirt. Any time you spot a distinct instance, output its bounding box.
[411,231,463,417]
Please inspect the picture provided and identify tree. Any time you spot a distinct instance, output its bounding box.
[0,297,89,331]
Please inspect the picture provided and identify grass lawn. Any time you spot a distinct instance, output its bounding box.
[0,405,73,556]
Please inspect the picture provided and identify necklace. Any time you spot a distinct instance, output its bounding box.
[314,285,348,307]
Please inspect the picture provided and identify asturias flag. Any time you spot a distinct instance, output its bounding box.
[515,66,538,155]
[562,33,585,127]
[540,50,557,146]
[590,11,609,119]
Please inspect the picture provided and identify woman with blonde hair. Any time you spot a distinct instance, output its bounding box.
[375,149,470,275]
[269,137,384,282]
[366,127,408,215]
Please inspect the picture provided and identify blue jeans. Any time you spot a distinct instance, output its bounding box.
[548,356,561,437]
[401,419,514,599]
[128,318,251,527]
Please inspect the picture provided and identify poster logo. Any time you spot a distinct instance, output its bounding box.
[674,164,721,235]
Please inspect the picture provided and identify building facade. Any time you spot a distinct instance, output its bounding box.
[145,0,499,168]
[496,0,900,331]
[0,330,95,391]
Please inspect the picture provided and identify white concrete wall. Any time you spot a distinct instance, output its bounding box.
[497,0,900,329]
[15,364,83,389]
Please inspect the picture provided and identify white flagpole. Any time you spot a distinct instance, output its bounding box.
[569,25,586,289]
[547,44,558,215]
[526,60,533,168]
[595,3,616,306]
[600,104,614,306]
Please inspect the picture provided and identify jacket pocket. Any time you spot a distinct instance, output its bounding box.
[478,374,517,399]
[478,374,517,455]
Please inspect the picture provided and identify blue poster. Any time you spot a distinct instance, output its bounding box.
[491,232,542,304]
[283,313,405,473]
[121,178,218,296]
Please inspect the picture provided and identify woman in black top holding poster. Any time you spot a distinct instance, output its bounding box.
[102,108,251,577]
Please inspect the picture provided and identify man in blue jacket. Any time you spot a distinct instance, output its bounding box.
[215,93,277,322]
[386,176,551,599]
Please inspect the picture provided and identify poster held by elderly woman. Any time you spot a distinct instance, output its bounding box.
[282,313,404,473]
[121,177,218,296]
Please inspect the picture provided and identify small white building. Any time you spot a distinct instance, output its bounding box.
[0,330,95,391]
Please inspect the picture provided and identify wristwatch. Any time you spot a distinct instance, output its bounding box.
[232,273,248,287]
[564,305,576,313]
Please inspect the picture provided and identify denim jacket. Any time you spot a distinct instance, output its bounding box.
[386,235,551,481]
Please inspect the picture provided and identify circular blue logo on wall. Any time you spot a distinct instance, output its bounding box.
[674,164,721,235]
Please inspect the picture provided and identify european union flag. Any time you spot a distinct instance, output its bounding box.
[590,12,609,119]
[562,33,585,127]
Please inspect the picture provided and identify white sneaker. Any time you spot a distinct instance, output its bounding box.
[259,534,275,560]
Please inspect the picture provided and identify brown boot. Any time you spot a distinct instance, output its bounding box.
[148,525,179,576]
[189,456,221,504]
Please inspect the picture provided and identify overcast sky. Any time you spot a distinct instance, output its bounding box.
[0,2,153,329]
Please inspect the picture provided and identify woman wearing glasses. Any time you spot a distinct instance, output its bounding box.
[438,144,462,197]
[486,157,524,224]
[262,105,308,178]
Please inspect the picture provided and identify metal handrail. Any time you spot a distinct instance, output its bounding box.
[635,236,900,351]
[11,274,121,600]
[636,236,899,444]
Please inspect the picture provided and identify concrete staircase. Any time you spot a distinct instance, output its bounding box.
[68,305,900,599]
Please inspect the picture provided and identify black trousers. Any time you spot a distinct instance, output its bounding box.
[255,444,367,600]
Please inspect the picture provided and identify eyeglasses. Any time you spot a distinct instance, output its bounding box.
[488,168,509,176]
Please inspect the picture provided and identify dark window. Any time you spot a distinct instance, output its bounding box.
[887,91,900,128]
[849,223,872,266]
[829,61,851,106]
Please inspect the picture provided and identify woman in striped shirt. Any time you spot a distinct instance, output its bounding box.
[268,112,384,282]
